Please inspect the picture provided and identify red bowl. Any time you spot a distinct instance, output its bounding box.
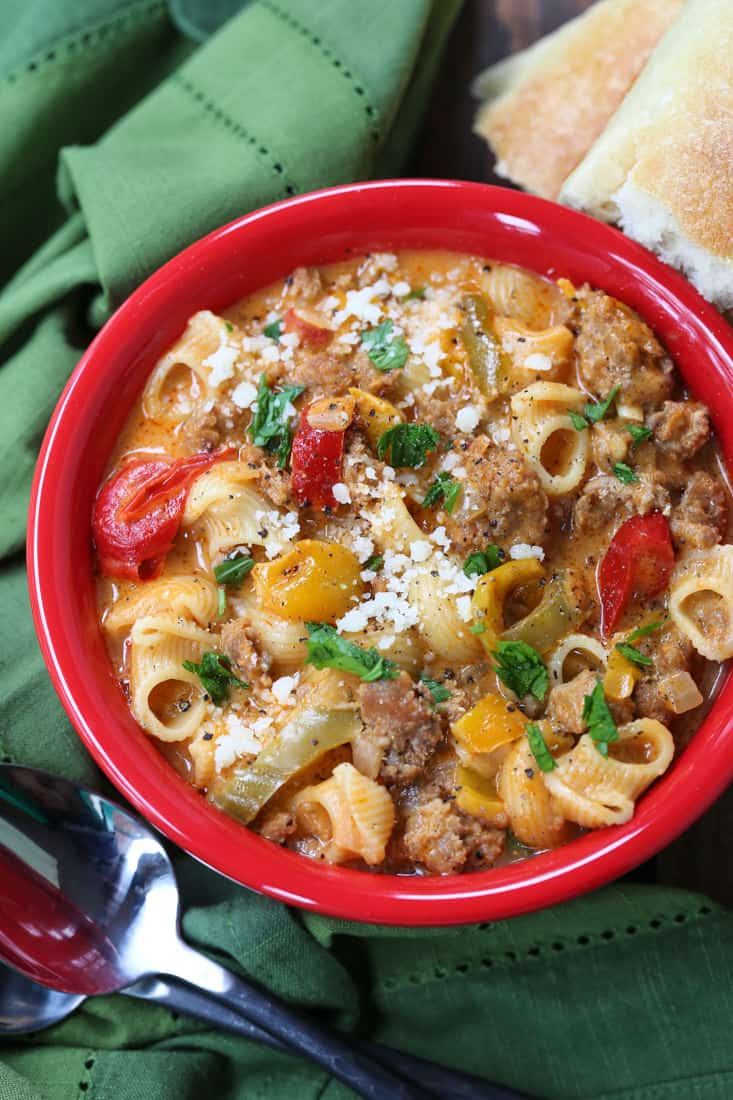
[27,180,733,925]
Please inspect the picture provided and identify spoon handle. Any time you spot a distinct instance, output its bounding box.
[161,940,422,1100]
[126,975,525,1100]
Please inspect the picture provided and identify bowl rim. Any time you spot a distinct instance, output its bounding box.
[27,179,733,925]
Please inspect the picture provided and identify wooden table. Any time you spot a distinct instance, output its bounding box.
[410,0,733,905]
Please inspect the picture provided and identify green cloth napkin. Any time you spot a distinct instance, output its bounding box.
[1,3,732,1098]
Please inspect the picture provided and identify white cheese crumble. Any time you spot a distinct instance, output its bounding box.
[351,535,375,563]
[333,278,390,326]
[332,482,351,504]
[255,509,301,558]
[231,380,259,409]
[524,352,553,372]
[271,673,300,705]
[409,540,432,563]
[509,543,546,562]
[456,405,480,433]
[203,340,239,387]
[392,281,411,297]
[456,595,473,622]
[215,715,262,770]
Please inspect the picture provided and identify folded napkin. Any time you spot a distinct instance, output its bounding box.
[1,4,732,1099]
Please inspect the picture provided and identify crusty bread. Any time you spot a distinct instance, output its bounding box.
[473,0,684,200]
[561,0,733,311]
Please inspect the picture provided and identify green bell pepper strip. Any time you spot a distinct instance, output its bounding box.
[208,707,361,823]
[460,294,503,398]
[501,570,585,654]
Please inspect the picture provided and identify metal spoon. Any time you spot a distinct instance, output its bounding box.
[0,964,521,1100]
[0,764,529,1100]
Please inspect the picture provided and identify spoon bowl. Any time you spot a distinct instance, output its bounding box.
[0,963,81,1035]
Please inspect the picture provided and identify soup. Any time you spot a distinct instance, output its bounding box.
[93,250,732,874]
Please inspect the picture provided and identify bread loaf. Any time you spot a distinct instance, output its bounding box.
[473,0,684,200]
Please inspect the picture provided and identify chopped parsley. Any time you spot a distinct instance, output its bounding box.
[249,374,305,469]
[305,622,398,682]
[224,321,234,333]
[625,423,653,449]
[213,553,256,587]
[377,423,440,468]
[419,674,451,705]
[182,652,249,705]
[463,544,503,578]
[364,554,384,573]
[612,461,639,484]
[264,319,283,340]
[627,619,665,643]
[360,320,408,372]
[615,642,653,668]
[582,679,619,757]
[217,586,227,617]
[469,622,487,635]
[422,472,461,514]
[404,286,427,301]
[568,385,621,430]
[493,640,548,702]
[526,724,556,773]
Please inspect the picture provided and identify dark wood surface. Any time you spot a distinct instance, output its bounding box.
[410,0,733,905]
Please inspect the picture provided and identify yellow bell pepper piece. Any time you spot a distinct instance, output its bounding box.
[452,691,527,754]
[253,540,363,623]
[472,558,545,653]
[557,278,577,299]
[603,647,641,702]
[349,387,401,450]
[455,764,505,821]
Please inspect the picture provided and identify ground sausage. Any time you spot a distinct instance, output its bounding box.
[648,401,710,459]
[237,443,292,507]
[355,672,442,784]
[254,811,297,844]
[402,797,505,874]
[220,618,272,681]
[545,668,633,732]
[443,434,549,554]
[572,473,670,535]
[289,351,356,394]
[591,421,632,473]
[670,471,728,550]
[181,400,247,454]
[574,290,674,406]
[633,623,694,722]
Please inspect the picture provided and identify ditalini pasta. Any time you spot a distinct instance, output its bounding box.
[92,250,731,875]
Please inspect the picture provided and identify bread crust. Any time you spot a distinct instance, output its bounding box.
[473,0,684,200]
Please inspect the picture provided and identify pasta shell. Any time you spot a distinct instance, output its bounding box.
[499,738,572,849]
[142,310,226,425]
[669,545,733,660]
[543,719,674,828]
[129,614,211,742]
[293,762,395,866]
[547,633,609,688]
[511,382,589,496]
[103,575,219,637]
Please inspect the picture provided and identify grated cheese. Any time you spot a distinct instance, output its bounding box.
[509,543,546,562]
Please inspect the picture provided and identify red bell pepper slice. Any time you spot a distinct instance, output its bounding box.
[290,408,345,509]
[597,512,675,638]
[93,449,233,581]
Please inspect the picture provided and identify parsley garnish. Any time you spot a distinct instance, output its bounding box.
[360,320,409,372]
[404,286,426,301]
[419,674,451,705]
[627,619,665,643]
[364,554,384,573]
[305,623,398,682]
[615,642,653,668]
[526,724,556,773]
[377,423,440,468]
[493,640,548,702]
[568,385,621,430]
[214,553,256,587]
[469,622,486,635]
[568,410,590,431]
[612,462,639,484]
[225,321,234,333]
[249,374,305,469]
[582,679,619,757]
[463,544,503,578]
[264,319,283,340]
[626,423,652,450]
[217,586,227,617]
[182,652,249,705]
[422,472,461,514]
